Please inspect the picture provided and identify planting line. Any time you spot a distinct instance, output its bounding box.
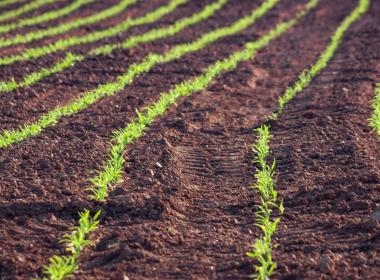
[0,0,137,49]
[0,0,54,23]
[0,0,95,34]
[247,125,283,280]
[86,0,318,199]
[42,210,101,279]
[0,52,83,93]
[40,0,286,277]
[247,0,370,278]
[0,0,279,148]
[0,0,228,93]
[273,0,370,117]
[0,0,187,63]
[369,83,380,137]
[0,0,22,9]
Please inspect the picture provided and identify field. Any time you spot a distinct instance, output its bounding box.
[0,0,379,279]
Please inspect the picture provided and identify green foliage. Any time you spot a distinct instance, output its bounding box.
[87,0,317,201]
[369,83,380,136]
[0,0,94,34]
[247,125,283,280]
[0,0,226,92]
[0,0,186,63]
[0,0,279,149]
[92,0,229,56]
[0,0,54,22]
[0,53,84,93]
[42,256,77,280]
[0,0,136,48]
[0,0,21,8]
[42,210,101,280]
[277,0,370,114]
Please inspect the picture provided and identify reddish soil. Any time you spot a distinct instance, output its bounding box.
[0,0,379,279]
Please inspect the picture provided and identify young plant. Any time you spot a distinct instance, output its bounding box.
[0,0,227,93]
[42,210,101,280]
[0,53,84,93]
[275,0,370,116]
[0,0,282,149]
[86,0,318,201]
[0,0,187,64]
[0,0,54,23]
[246,125,283,280]
[0,0,94,34]
[0,0,137,48]
[369,83,380,136]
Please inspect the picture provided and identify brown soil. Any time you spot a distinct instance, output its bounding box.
[0,0,379,279]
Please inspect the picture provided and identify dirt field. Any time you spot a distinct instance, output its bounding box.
[0,0,379,279]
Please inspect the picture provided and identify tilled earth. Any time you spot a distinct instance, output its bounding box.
[0,0,379,279]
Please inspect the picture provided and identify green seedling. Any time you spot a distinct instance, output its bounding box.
[0,0,227,93]
[0,0,54,22]
[247,125,283,280]
[86,0,318,201]
[276,0,370,115]
[0,0,186,63]
[0,0,136,48]
[42,210,101,280]
[0,0,281,149]
[0,0,94,34]
[0,53,84,93]
[369,83,380,136]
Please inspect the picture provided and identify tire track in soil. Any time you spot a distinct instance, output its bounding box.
[270,2,380,279]
[68,1,358,278]
[0,0,273,278]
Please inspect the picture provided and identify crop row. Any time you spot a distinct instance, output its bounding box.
[0,0,21,9]
[40,1,317,278]
[0,0,53,22]
[0,0,187,64]
[0,0,94,34]
[0,0,227,93]
[247,125,283,280]
[247,0,369,278]
[0,0,136,48]
[0,0,373,279]
[0,0,277,148]
[370,83,380,136]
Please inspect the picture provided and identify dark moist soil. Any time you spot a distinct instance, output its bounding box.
[0,0,113,38]
[270,4,380,280]
[0,0,151,56]
[0,0,379,279]
[0,0,74,28]
[0,0,224,131]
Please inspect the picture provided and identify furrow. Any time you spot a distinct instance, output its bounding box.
[0,0,187,62]
[0,52,84,92]
[0,0,279,148]
[40,0,289,276]
[0,0,95,34]
[0,0,22,9]
[0,0,54,23]
[87,0,317,201]
[274,0,370,117]
[246,0,370,278]
[0,0,136,49]
[0,0,227,93]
